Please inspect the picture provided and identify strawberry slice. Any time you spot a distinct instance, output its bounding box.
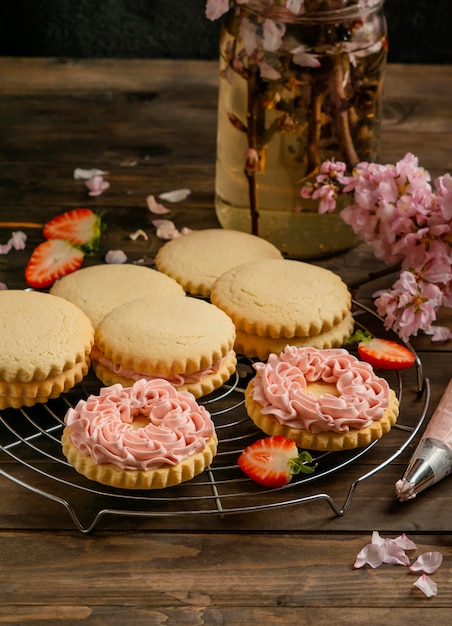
[43,208,104,254]
[238,436,316,488]
[347,330,416,370]
[25,239,84,289]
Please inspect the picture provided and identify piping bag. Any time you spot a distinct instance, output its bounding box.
[396,378,452,501]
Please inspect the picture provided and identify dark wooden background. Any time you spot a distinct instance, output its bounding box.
[1,0,451,64]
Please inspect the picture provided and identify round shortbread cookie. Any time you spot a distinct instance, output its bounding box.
[155,228,283,297]
[92,295,237,398]
[0,290,94,408]
[50,263,185,328]
[61,378,218,489]
[210,259,351,339]
[1,358,91,410]
[235,312,355,359]
[62,430,218,489]
[245,383,399,451]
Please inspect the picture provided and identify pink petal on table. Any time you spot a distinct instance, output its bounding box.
[0,282,8,290]
[381,540,411,566]
[410,552,443,574]
[413,574,438,597]
[10,231,27,250]
[428,326,452,342]
[0,243,12,254]
[105,249,127,264]
[180,227,194,236]
[370,530,385,546]
[393,533,417,551]
[354,543,385,569]
[158,188,191,203]
[86,175,110,196]
[74,168,109,180]
[152,219,181,240]
[129,229,148,241]
[147,195,170,214]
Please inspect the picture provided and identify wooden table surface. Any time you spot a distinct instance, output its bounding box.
[0,58,451,625]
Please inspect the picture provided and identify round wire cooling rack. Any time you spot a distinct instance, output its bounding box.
[0,300,430,534]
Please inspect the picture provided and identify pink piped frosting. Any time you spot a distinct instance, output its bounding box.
[64,379,215,470]
[91,345,231,386]
[251,346,390,433]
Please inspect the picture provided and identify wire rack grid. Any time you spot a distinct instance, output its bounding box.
[0,301,430,533]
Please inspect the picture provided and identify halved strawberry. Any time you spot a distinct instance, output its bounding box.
[43,208,104,254]
[237,436,316,488]
[347,330,415,370]
[25,239,84,289]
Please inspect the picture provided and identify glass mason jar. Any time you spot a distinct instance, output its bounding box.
[214,0,387,258]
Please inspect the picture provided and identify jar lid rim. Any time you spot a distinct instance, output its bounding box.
[239,0,384,22]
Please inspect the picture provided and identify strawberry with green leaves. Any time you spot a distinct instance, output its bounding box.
[43,208,104,254]
[25,209,104,289]
[238,436,317,488]
[347,330,416,370]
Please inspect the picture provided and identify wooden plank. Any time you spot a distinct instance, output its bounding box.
[0,532,450,609]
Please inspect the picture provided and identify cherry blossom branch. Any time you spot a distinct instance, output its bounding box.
[301,154,452,342]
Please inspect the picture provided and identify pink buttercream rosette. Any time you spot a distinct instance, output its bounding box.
[65,379,215,471]
[251,346,390,434]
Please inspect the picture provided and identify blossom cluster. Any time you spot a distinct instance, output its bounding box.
[302,153,452,342]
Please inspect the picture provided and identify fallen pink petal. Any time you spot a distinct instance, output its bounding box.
[86,175,110,196]
[427,326,452,342]
[105,249,127,264]
[0,282,8,290]
[0,243,12,255]
[381,541,411,566]
[393,533,418,551]
[0,230,27,255]
[158,188,191,203]
[410,551,443,574]
[129,229,148,241]
[152,219,181,240]
[353,543,385,569]
[413,574,438,597]
[10,231,27,250]
[74,167,109,180]
[354,531,415,568]
[146,195,170,214]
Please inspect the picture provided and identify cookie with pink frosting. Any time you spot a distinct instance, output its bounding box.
[91,294,237,399]
[61,378,218,489]
[245,346,399,451]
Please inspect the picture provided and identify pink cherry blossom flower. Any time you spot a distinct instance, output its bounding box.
[301,153,452,342]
